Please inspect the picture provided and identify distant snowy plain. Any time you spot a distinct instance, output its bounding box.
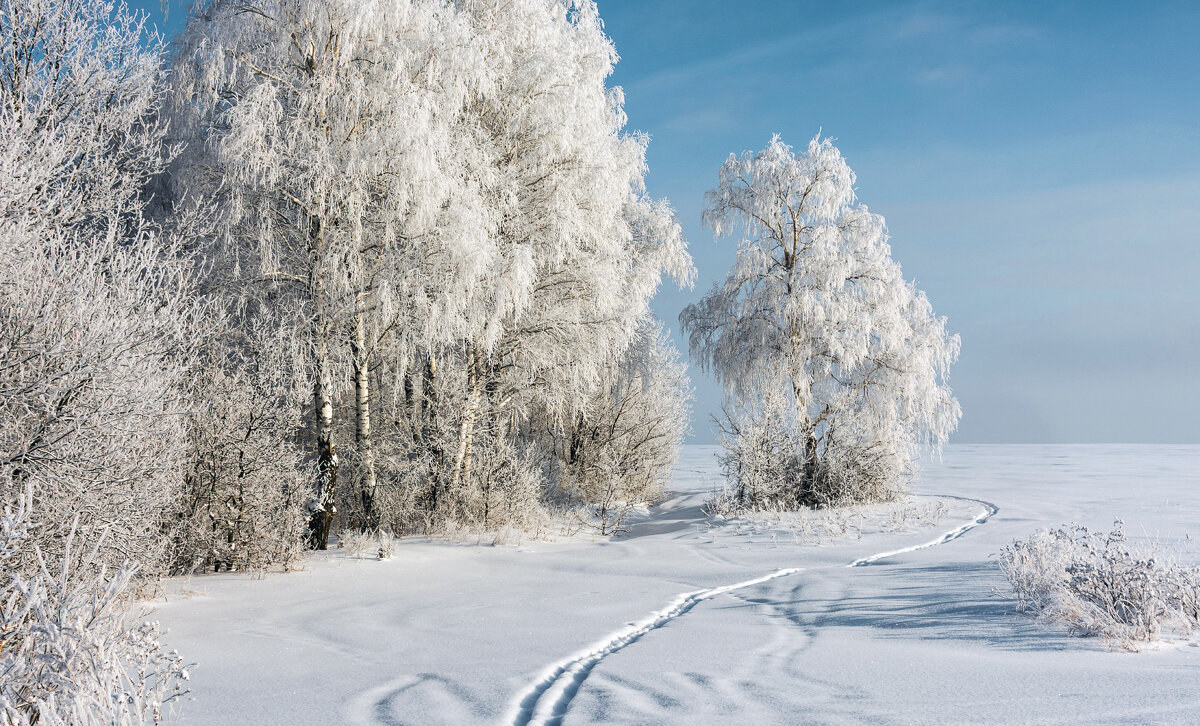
[156,445,1200,724]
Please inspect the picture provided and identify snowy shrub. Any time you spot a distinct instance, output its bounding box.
[711,387,910,510]
[1000,521,1200,647]
[353,381,553,539]
[338,530,377,559]
[0,486,189,725]
[555,321,691,535]
[171,322,309,574]
[682,135,960,510]
[332,528,394,560]
[714,392,807,512]
[463,438,549,534]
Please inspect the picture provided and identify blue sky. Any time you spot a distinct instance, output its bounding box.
[598,0,1200,444]
[136,0,1200,444]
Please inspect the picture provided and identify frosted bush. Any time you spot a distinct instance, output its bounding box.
[338,530,378,559]
[713,393,806,512]
[335,529,395,560]
[1000,521,1200,648]
[2,0,202,580]
[555,320,690,536]
[0,487,189,725]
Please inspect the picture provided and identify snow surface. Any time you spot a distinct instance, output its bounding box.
[154,445,1200,725]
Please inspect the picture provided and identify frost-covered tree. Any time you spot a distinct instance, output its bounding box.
[166,0,691,541]
[1,3,194,717]
[0,0,198,576]
[400,0,692,522]
[166,0,482,547]
[682,135,960,507]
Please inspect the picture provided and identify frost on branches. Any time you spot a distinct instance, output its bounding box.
[372,0,693,536]
[171,317,311,574]
[166,0,694,542]
[0,483,189,726]
[0,0,199,578]
[1000,521,1200,649]
[0,0,198,716]
[682,135,960,509]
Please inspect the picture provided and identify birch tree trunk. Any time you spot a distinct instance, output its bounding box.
[424,355,443,512]
[308,335,338,549]
[352,309,378,529]
[450,346,482,504]
[307,213,338,550]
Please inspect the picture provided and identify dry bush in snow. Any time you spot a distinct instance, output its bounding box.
[1000,521,1200,648]
[336,529,395,560]
[713,392,807,512]
[337,530,378,559]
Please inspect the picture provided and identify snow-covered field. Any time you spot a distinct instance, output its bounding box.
[155,445,1200,725]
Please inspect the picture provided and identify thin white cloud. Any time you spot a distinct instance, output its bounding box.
[623,3,1042,96]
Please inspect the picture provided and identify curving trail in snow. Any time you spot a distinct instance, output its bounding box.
[507,495,999,726]
[506,567,802,726]
[847,494,999,567]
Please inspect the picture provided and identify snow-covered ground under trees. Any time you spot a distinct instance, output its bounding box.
[155,445,1200,725]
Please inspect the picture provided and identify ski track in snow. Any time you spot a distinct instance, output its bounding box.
[506,494,999,726]
[506,568,803,726]
[847,494,1000,567]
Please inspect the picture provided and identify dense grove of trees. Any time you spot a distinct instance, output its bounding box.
[0,0,957,721]
[161,0,694,551]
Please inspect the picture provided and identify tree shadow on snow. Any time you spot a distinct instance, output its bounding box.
[728,561,1082,653]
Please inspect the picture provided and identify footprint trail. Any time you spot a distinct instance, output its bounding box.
[508,495,999,726]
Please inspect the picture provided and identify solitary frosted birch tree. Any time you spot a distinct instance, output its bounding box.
[681,135,960,507]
